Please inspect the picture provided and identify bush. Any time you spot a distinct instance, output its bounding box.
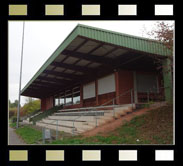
[9,109,17,118]
[22,99,41,115]
[11,116,17,123]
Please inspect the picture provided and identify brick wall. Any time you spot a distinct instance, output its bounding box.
[41,96,53,111]
[117,69,134,104]
[98,92,116,105]
[83,97,96,107]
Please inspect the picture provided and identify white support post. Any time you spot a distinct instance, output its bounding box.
[17,21,25,129]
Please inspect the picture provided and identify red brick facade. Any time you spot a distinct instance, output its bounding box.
[117,70,134,104]
[41,69,163,111]
[41,96,53,111]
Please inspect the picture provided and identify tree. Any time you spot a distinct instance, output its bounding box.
[145,21,174,101]
[146,21,174,72]
[21,99,40,115]
[25,97,34,104]
[9,99,19,108]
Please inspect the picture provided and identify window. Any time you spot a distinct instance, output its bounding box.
[59,93,65,105]
[73,87,80,104]
[136,73,158,93]
[65,90,72,105]
[98,74,115,95]
[83,82,95,99]
[55,98,59,106]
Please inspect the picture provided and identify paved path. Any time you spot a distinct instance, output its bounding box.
[9,127,26,145]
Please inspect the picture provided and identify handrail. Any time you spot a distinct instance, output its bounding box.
[70,88,134,135]
[41,88,134,138]
[41,86,169,137]
[100,88,133,106]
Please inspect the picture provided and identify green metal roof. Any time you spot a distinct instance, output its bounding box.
[21,24,171,96]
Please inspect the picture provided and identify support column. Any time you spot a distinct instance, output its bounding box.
[53,96,55,107]
[41,98,46,111]
[58,95,60,106]
[115,71,120,105]
[64,90,66,105]
[71,89,73,105]
[80,85,83,107]
[163,58,173,101]
[133,71,138,103]
[95,80,98,106]
[51,96,54,107]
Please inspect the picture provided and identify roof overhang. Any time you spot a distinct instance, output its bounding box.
[21,24,170,98]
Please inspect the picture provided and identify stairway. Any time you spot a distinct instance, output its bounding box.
[36,104,134,135]
[22,111,42,124]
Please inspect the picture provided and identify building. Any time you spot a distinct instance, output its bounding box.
[21,24,172,112]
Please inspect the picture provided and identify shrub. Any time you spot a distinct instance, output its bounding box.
[11,116,17,123]
[22,99,41,115]
[9,109,16,118]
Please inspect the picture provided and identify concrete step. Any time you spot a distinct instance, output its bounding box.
[48,115,98,122]
[54,110,104,116]
[22,119,33,124]
[85,119,109,127]
[98,115,114,121]
[35,104,135,134]
[36,122,75,134]
[42,119,92,130]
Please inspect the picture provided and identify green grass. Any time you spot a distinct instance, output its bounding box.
[51,104,173,145]
[9,122,17,128]
[15,126,42,144]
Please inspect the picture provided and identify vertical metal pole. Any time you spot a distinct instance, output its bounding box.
[56,120,58,140]
[96,116,98,127]
[17,21,25,129]
[72,121,74,136]
[42,127,45,144]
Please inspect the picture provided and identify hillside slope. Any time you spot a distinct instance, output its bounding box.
[51,104,173,144]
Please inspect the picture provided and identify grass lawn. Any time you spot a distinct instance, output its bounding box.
[15,125,42,144]
[51,104,173,145]
[9,122,17,128]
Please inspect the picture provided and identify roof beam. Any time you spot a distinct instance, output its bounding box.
[50,62,93,73]
[62,50,114,66]
[87,43,104,54]
[102,47,117,57]
[26,87,55,94]
[31,83,63,89]
[33,81,63,87]
[73,38,88,51]
[38,76,72,84]
[43,70,80,79]
[22,89,50,98]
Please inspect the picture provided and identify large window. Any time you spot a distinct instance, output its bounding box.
[136,73,158,93]
[65,90,72,105]
[54,97,59,106]
[54,86,81,106]
[59,93,65,105]
[73,87,80,104]
[98,73,115,95]
[83,82,95,99]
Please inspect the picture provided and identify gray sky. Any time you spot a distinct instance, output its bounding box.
[8,20,174,105]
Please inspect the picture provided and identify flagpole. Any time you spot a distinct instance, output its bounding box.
[17,21,25,128]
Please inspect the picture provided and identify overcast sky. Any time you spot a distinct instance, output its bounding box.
[8,20,174,105]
